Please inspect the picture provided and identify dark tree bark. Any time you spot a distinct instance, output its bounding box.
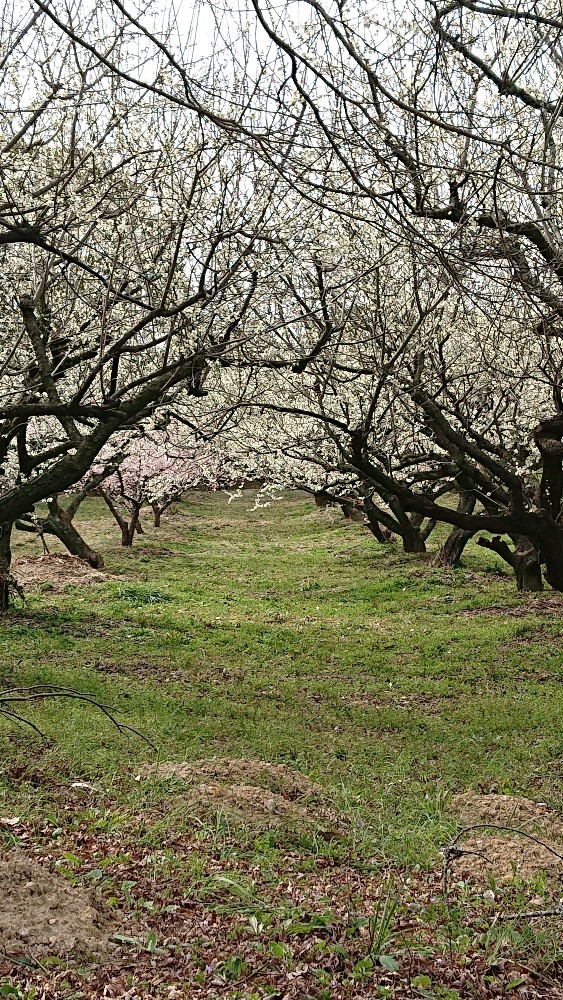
[150,500,175,527]
[125,506,142,544]
[541,529,563,591]
[420,518,438,542]
[311,488,366,522]
[14,466,115,568]
[401,526,427,553]
[99,489,141,546]
[340,500,365,522]
[365,513,392,543]
[477,534,543,591]
[513,538,544,592]
[16,498,103,568]
[362,494,395,543]
[313,490,332,509]
[386,498,429,553]
[45,499,103,567]
[531,417,563,588]
[438,527,473,566]
[535,417,563,518]
[437,492,477,566]
[0,521,13,612]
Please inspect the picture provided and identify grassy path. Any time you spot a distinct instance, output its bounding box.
[1,493,562,997]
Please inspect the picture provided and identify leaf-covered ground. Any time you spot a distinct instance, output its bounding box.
[0,492,562,998]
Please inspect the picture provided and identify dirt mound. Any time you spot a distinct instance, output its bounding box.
[188,781,311,825]
[133,546,180,557]
[13,554,109,592]
[450,834,563,883]
[0,855,116,958]
[449,793,563,884]
[153,758,322,797]
[142,758,334,829]
[452,792,563,835]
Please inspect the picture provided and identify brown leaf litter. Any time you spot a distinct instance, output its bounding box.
[141,757,339,830]
[449,792,563,883]
[12,554,111,591]
[3,815,563,998]
[0,854,117,959]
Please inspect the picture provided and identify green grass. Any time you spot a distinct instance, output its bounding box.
[4,492,562,849]
[1,492,562,995]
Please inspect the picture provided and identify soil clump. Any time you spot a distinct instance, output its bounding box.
[0,854,116,959]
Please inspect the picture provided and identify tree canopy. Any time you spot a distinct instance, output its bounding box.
[2,0,563,599]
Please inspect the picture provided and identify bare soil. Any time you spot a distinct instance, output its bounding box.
[187,780,312,825]
[141,758,337,829]
[0,854,116,959]
[451,834,563,883]
[147,757,322,796]
[133,545,180,557]
[449,792,563,883]
[13,554,111,591]
[460,596,563,618]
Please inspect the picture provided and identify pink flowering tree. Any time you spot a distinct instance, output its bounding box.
[96,434,230,546]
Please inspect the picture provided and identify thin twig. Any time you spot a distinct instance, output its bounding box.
[441,822,563,910]
[500,904,563,921]
[0,684,155,748]
[447,822,563,859]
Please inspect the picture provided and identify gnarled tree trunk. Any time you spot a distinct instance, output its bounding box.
[363,494,396,543]
[0,521,13,612]
[513,537,543,592]
[340,500,365,522]
[437,493,476,567]
[312,489,365,522]
[438,527,473,566]
[477,534,543,591]
[401,526,427,553]
[365,514,392,543]
[534,417,563,590]
[313,490,332,509]
[388,502,427,553]
[99,488,141,546]
[420,518,438,542]
[541,529,563,591]
[44,499,103,567]
[16,498,103,568]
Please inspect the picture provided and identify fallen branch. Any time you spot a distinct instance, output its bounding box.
[0,683,155,748]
